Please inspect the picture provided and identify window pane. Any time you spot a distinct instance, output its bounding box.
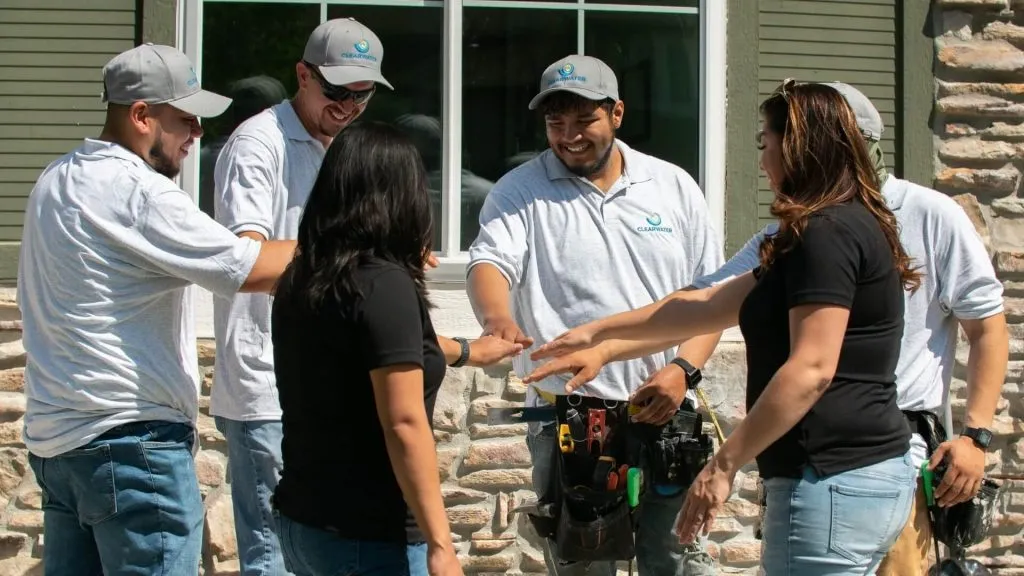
[584,0,698,6]
[326,6,444,249]
[461,8,576,250]
[585,11,700,177]
[199,2,320,216]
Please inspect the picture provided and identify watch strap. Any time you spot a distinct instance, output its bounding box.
[669,357,702,391]
[450,337,471,368]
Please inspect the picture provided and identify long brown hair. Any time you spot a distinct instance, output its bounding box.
[757,80,920,291]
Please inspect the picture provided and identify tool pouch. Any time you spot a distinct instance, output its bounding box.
[523,395,644,563]
[555,485,637,562]
[906,410,1001,551]
[644,409,714,490]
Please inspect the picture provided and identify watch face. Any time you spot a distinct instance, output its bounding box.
[978,429,992,446]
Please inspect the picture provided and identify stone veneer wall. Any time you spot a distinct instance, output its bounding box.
[0,1,1023,573]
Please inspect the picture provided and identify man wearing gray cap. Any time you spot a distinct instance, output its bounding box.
[17,43,297,575]
[467,54,723,575]
[209,17,392,576]
[522,80,1008,575]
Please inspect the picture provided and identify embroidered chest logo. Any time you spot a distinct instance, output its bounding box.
[637,212,672,233]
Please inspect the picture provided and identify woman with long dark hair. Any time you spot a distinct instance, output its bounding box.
[270,121,519,576]
[524,81,921,574]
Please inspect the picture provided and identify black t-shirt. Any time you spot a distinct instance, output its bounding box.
[270,258,446,543]
[738,202,910,479]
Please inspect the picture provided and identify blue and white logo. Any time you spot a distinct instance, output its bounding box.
[186,67,198,88]
[354,39,370,53]
[559,63,574,77]
[638,212,672,233]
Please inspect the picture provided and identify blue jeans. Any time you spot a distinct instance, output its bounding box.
[527,423,717,575]
[28,421,204,576]
[760,449,917,575]
[275,511,428,575]
[215,417,290,576]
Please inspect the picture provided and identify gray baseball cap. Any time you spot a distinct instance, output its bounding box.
[823,81,884,142]
[303,18,393,90]
[528,55,619,110]
[101,43,231,118]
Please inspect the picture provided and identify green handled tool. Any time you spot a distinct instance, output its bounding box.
[627,467,642,508]
[920,462,936,506]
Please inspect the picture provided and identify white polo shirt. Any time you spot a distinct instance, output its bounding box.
[18,139,261,458]
[210,100,325,421]
[692,175,1004,464]
[468,140,724,403]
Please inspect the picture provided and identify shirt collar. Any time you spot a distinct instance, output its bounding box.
[276,100,317,143]
[81,138,156,172]
[541,139,653,186]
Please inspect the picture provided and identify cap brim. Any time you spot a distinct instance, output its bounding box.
[168,89,233,118]
[528,86,611,110]
[319,65,394,90]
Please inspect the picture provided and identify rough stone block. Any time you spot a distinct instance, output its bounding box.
[720,539,762,566]
[939,40,1024,72]
[204,491,238,562]
[0,369,24,393]
[935,165,1021,195]
[469,423,529,440]
[505,373,528,400]
[437,447,460,481]
[993,197,1024,217]
[0,449,28,503]
[995,250,1024,273]
[463,440,531,471]
[443,487,490,505]
[195,450,226,488]
[472,369,504,398]
[15,486,40,510]
[0,557,41,576]
[7,510,43,534]
[720,498,761,520]
[458,553,514,572]
[982,20,1024,48]
[447,504,492,531]
[936,0,1007,7]
[0,393,25,424]
[941,138,1020,162]
[434,372,472,433]
[0,418,23,447]
[458,470,533,491]
[0,531,30,560]
[937,94,1024,118]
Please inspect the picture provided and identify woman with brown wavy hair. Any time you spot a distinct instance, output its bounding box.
[522,80,921,574]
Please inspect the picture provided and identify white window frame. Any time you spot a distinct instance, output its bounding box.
[177,0,726,336]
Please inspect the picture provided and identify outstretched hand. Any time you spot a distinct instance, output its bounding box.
[522,347,608,393]
[469,335,524,367]
[529,325,598,362]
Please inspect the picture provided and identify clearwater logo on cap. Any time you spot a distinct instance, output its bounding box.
[101,43,231,118]
[302,18,393,89]
[528,54,618,110]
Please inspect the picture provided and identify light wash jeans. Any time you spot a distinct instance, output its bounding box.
[215,417,291,576]
[527,423,717,576]
[29,421,204,576]
[760,449,917,575]
[275,511,428,576]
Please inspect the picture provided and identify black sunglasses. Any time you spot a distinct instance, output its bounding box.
[303,61,376,105]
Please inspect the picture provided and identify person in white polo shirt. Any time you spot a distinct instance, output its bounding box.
[467,55,724,575]
[525,81,1009,576]
[209,18,393,576]
[17,44,297,575]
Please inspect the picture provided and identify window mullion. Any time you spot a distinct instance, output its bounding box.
[441,0,464,256]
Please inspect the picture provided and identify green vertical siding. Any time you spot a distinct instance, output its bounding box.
[0,0,136,281]
[755,0,900,229]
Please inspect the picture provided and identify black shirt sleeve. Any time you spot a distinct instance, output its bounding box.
[356,267,425,370]
[784,214,861,310]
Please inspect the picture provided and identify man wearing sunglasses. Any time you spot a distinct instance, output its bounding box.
[209,17,392,576]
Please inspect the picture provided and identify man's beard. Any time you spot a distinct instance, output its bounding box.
[560,137,615,178]
[149,138,179,179]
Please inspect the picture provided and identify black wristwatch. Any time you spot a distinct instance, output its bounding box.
[450,337,471,368]
[669,357,702,391]
[962,427,993,450]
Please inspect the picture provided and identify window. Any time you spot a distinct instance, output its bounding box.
[179,0,724,281]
